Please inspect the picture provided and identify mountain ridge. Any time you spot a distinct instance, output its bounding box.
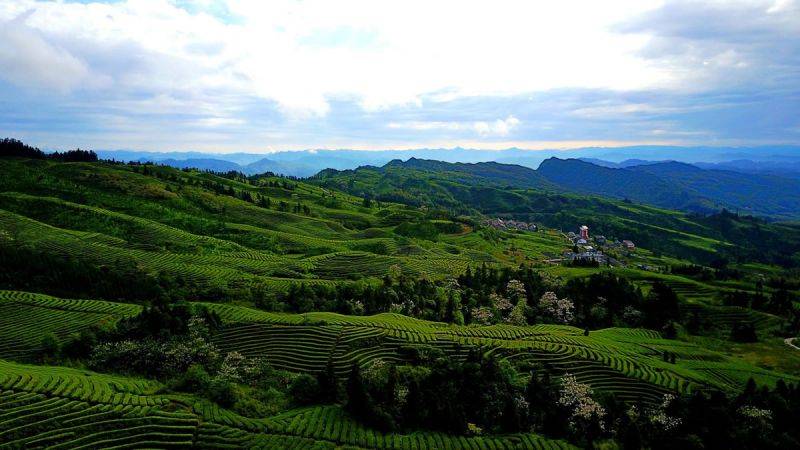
[317,156,800,220]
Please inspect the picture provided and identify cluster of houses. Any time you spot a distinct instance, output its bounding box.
[567,225,635,250]
[483,218,538,232]
[562,225,636,266]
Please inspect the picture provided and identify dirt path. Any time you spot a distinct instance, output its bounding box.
[785,337,800,351]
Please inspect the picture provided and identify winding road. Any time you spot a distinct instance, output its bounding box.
[785,337,800,351]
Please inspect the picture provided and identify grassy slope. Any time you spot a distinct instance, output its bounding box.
[0,158,514,296]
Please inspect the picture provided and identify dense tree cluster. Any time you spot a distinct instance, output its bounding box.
[344,351,526,435]
[456,266,680,331]
[340,351,800,449]
[621,378,800,449]
[0,138,45,158]
[0,245,168,302]
[259,274,459,322]
[564,275,679,331]
[1,138,97,162]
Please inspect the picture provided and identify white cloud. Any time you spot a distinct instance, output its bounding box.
[0,12,90,92]
[0,0,666,115]
[388,115,521,137]
[0,0,797,150]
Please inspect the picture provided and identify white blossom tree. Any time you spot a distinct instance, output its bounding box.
[471,306,494,325]
[506,279,526,300]
[538,292,574,324]
[558,374,606,440]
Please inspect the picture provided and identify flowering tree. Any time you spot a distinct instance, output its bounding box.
[471,306,494,325]
[489,292,513,313]
[648,394,682,432]
[558,374,605,442]
[216,351,248,383]
[506,279,527,300]
[538,292,574,324]
[738,405,773,433]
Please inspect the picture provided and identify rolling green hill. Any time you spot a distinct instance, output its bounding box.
[315,156,800,220]
[0,158,507,301]
[312,159,800,266]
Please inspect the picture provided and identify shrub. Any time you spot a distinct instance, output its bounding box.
[290,373,321,405]
[207,378,239,407]
[62,329,97,360]
[40,333,61,359]
[174,364,211,393]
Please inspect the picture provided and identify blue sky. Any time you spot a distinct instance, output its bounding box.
[0,0,798,152]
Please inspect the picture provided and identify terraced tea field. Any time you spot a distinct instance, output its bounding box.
[0,359,574,449]
[0,291,140,360]
[204,306,794,398]
[1,291,793,406]
[207,304,795,398]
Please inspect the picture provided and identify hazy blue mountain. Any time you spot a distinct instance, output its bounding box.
[577,157,622,168]
[152,158,243,172]
[560,145,800,163]
[96,150,266,165]
[693,160,800,179]
[578,158,676,168]
[241,158,318,177]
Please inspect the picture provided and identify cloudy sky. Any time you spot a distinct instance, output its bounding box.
[0,0,798,152]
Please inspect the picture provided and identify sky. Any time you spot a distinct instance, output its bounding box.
[0,0,798,153]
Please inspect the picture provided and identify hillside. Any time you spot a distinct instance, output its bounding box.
[629,161,800,218]
[384,158,556,190]
[312,159,800,266]
[537,158,704,212]
[538,158,800,219]
[312,156,800,220]
[0,157,513,305]
[1,150,799,449]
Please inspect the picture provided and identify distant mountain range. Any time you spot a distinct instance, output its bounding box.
[95,145,800,178]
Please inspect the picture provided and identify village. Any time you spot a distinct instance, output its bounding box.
[559,225,637,267]
[483,217,639,268]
